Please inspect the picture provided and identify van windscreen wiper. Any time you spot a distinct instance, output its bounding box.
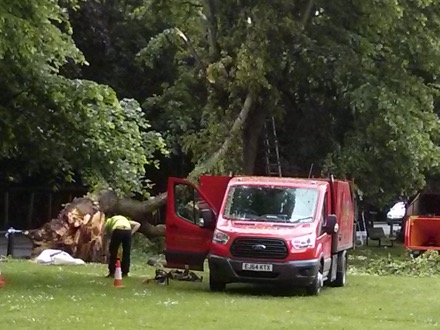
[292,216,313,223]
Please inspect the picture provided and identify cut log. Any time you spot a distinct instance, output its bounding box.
[23,197,106,262]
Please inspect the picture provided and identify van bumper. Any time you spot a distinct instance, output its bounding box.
[208,254,319,286]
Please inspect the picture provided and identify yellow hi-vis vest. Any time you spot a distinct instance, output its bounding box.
[104,215,131,234]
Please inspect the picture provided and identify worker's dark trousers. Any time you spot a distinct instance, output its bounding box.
[108,229,132,276]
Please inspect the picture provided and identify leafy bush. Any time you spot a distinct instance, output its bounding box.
[349,250,440,277]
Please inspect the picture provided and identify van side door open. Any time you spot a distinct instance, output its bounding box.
[165,177,228,271]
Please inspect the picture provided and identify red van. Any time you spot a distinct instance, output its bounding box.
[165,175,355,295]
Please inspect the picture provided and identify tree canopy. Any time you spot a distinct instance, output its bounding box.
[131,0,440,205]
[2,0,440,207]
[0,0,168,194]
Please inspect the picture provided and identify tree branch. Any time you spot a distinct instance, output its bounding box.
[189,91,254,180]
[301,0,315,29]
[202,0,220,61]
[175,28,205,72]
[97,92,254,239]
[1,89,26,105]
[181,1,203,8]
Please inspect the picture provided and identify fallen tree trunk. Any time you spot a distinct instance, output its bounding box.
[23,193,167,262]
[97,190,167,239]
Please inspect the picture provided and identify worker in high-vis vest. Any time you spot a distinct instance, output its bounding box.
[103,214,141,278]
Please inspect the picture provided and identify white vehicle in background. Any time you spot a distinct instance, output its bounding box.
[386,201,406,226]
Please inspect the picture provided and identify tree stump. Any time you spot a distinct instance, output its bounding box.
[24,197,106,262]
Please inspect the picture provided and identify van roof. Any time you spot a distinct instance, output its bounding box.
[229,176,329,188]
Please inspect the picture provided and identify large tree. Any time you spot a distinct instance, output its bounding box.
[134,0,440,206]
[5,0,440,211]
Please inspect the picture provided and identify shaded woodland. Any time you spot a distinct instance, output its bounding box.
[2,1,440,240]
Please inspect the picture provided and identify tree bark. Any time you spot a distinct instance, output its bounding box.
[242,105,267,174]
[98,190,167,239]
[202,0,220,61]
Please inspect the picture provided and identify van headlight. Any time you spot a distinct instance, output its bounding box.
[292,234,315,249]
[212,229,230,245]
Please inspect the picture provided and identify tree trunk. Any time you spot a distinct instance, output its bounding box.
[23,191,168,262]
[202,0,220,61]
[189,90,255,180]
[95,90,253,236]
[242,106,266,174]
[98,190,167,239]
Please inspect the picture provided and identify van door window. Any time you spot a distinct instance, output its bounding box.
[174,183,210,226]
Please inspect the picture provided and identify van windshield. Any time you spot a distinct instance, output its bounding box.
[223,185,319,223]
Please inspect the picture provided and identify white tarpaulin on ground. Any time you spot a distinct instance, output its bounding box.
[35,249,85,265]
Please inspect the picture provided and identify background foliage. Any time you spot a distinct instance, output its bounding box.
[2,0,440,207]
[0,0,168,195]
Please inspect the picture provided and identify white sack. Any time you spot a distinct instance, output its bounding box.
[35,249,85,265]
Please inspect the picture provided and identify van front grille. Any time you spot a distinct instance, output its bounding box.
[230,237,288,259]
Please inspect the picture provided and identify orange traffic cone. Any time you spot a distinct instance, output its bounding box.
[113,259,124,288]
[0,269,5,287]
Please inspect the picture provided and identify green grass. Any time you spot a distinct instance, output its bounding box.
[1,247,440,330]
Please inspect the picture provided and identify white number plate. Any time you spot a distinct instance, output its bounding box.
[242,263,273,272]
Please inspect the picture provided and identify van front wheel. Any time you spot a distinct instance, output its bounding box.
[209,274,226,292]
[306,268,323,296]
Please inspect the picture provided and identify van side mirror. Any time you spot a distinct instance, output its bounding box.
[323,214,338,234]
[200,209,216,229]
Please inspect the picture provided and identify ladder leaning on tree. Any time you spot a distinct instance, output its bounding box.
[263,116,282,177]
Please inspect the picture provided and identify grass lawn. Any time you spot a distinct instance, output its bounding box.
[1,244,439,330]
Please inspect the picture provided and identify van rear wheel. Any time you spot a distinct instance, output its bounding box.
[332,251,347,287]
[209,274,226,292]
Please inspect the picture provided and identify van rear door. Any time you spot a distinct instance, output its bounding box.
[165,177,222,271]
[332,181,355,251]
[199,175,232,212]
